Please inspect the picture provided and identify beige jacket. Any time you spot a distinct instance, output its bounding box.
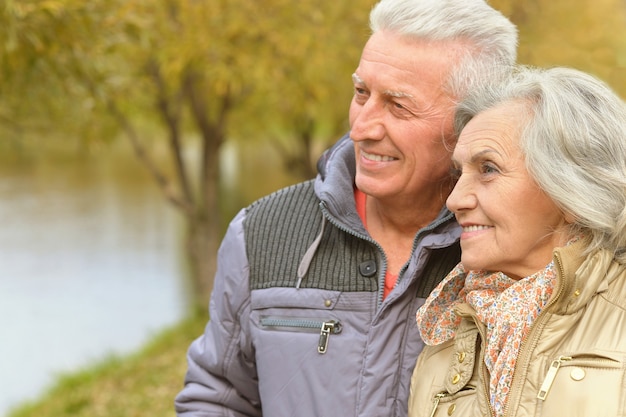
[408,240,626,417]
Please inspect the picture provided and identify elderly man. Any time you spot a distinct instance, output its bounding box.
[175,0,517,415]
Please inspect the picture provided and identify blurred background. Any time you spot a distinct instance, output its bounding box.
[0,0,625,416]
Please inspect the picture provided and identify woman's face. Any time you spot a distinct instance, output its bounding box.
[446,102,571,279]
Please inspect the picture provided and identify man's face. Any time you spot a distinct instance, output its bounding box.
[349,31,460,203]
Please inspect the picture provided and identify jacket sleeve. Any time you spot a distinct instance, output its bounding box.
[175,209,261,416]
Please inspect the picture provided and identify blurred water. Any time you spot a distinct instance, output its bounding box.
[0,150,189,416]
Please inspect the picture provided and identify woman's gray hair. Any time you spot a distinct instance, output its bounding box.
[455,66,626,261]
[369,0,518,99]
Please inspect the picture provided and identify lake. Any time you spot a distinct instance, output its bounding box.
[0,147,190,416]
[0,140,299,416]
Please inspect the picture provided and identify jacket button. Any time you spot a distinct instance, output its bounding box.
[359,260,377,277]
[570,367,586,381]
[457,352,466,363]
[451,373,461,384]
[448,404,456,415]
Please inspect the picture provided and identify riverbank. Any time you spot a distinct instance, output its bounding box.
[7,313,206,417]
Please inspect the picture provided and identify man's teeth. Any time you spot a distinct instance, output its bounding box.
[363,151,394,162]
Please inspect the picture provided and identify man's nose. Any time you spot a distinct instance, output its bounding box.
[350,99,385,142]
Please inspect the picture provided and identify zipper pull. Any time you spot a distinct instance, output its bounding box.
[317,320,339,354]
[537,356,572,400]
[428,393,446,417]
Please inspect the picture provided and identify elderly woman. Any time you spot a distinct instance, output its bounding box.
[408,66,626,417]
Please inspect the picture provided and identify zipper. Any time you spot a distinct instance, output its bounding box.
[260,317,342,354]
[319,201,455,308]
[317,321,339,353]
[477,323,496,417]
[319,202,388,307]
[392,210,457,297]
[502,254,567,416]
[428,392,448,417]
[537,356,572,400]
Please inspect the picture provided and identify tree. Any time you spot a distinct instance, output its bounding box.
[244,0,374,178]
[0,0,375,309]
[9,0,622,310]
[490,0,626,97]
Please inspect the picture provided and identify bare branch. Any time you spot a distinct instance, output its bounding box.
[106,98,194,216]
[146,59,195,208]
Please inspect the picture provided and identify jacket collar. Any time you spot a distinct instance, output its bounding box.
[552,240,617,314]
[313,132,459,242]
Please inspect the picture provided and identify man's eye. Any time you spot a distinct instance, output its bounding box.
[449,167,462,180]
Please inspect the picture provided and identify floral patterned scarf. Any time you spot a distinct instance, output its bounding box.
[416,262,557,416]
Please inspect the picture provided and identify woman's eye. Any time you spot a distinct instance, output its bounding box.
[481,162,500,175]
[449,167,462,180]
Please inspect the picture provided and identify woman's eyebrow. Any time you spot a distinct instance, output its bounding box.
[470,149,497,163]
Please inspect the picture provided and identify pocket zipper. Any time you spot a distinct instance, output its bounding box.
[260,317,343,354]
[537,356,572,400]
[428,392,448,417]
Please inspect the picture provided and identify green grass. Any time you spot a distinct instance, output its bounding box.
[7,313,207,417]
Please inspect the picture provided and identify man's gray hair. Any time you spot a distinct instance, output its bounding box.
[369,0,518,99]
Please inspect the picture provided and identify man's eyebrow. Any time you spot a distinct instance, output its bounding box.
[352,73,413,99]
[352,73,365,85]
[383,89,413,99]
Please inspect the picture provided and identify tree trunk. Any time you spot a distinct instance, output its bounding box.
[185,213,219,312]
[185,135,222,310]
[183,70,229,310]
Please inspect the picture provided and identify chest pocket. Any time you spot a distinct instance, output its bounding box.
[536,351,625,416]
[250,286,373,358]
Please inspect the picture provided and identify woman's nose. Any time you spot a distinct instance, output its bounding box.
[446,174,476,213]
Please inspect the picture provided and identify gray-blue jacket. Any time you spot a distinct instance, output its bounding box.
[175,134,461,416]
